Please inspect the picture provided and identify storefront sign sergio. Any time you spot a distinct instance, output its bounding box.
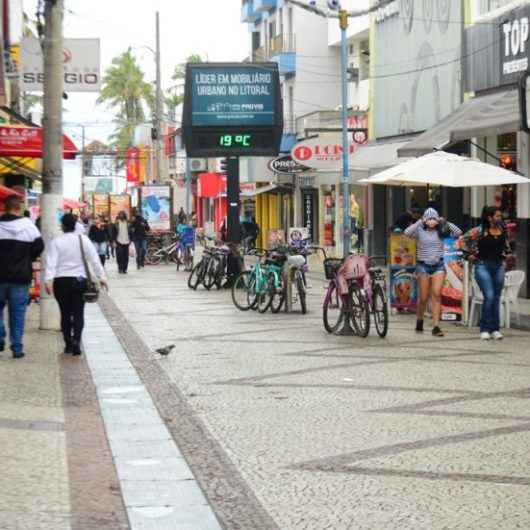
[268,154,309,175]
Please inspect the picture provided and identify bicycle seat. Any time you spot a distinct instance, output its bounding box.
[287,255,305,268]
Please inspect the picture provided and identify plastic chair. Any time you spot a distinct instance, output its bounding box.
[468,269,525,329]
[503,270,525,328]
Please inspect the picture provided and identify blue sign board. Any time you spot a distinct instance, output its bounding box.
[190,66,275,127]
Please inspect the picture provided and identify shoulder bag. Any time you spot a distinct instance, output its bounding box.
[79,235,99,303]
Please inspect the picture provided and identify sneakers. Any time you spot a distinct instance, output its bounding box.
[12,351,25,359]
[432,326,445,337]
[480,331,503,341]
[0,341,4,352]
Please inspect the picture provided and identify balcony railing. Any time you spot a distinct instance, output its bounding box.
[253,33,296,61]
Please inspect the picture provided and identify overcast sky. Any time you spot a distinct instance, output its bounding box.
[23,0,249,197]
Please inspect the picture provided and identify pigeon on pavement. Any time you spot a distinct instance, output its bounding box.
[155,344,175,356]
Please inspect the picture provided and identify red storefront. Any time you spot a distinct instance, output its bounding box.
[196,172,227,234]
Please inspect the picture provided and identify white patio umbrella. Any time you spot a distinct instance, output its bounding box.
[358,151,530,187]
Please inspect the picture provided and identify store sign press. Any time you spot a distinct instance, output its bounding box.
[268,154,309,175]
[291,135,358,171]
[501,11,529,78]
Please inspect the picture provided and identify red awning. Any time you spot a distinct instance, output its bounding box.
[198,172,227,198]
[0,185,24,200]
[63,198,86,210]
[0,126,78,160]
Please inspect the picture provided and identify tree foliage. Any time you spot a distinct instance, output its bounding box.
[97,48,153,160]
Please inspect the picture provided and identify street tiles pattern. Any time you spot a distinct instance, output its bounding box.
[104,265,530,529]
[83,305,222,530]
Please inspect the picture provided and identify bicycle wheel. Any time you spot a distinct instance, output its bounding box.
[146,247,162,266]
[214,256,226,290]
[188,262,202,290]
[231,271,253,311]
[372,284,389,338]
[296,272,307,315]
[350,285,370,338]
[257,273,273,313]
[323,282,343,333]
[270,274,285,314]
[173,246,183,268]
[203,257,218,290]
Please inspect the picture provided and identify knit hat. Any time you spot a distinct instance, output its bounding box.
[423,207,439,221]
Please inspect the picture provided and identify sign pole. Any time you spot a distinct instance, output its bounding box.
[226,156,241,284]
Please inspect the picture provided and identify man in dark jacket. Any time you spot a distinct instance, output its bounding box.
[130,210,150,269]
[0,196,44,358]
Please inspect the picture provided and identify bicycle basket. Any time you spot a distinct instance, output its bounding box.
[324,258,343,280]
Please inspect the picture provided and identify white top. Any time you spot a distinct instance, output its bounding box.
[116,220,130,244]
[44,233,107,283]
[74,221,86,235]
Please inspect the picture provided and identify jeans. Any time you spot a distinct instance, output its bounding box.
[116,243,130,273]
[475,260,505,333]
[0,283,29,354]
[134,239,147,267]
[53,277,86,347]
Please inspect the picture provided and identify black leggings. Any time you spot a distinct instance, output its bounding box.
[53,277,86,346]
[116,243,130,272]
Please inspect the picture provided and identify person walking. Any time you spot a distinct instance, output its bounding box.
[177,207,187,224]
[114,211,131,274]
[107,217,117,259]
[404,207,462,337]
[130,210,150,269]
[0,196,44,359]
[459,206,511,340]
[88,217,109,266]
[44,214,108,355]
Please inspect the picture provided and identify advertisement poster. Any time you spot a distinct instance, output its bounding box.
[389,233,416,267]
[93,193,109,218]
[390,267,417,309]
[288,227,309,247]
[190,66,275,126]
[267,229,285,249]
[389,233,417,310]
[441,237,464,321]
[141,186,171,231]
[110,194,131,221]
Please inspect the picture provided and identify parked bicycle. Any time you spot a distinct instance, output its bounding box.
[313,247,389,338]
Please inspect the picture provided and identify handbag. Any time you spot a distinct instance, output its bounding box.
[79,235,99,303]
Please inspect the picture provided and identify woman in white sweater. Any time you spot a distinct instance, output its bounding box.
[44,213,108,355]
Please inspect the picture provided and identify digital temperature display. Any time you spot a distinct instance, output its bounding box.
[219,134,251,147]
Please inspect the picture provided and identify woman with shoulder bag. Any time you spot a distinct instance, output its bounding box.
[405,207,462,337]
[459,206,511,341]
[44,214,108,355]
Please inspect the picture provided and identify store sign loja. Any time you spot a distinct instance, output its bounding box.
[291,135,359,171]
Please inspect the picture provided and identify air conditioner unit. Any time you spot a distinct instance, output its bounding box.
[189,158,207,172]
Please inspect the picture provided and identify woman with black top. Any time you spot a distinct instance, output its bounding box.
[88,217,109,266]
[459,206,511,340]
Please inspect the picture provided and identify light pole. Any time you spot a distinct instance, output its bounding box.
[285,0,352,256]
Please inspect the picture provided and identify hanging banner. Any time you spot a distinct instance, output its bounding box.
[110,194,131,221]
[21,36,101,92]
[93,193,110,218]
[141,186,171,231]
[126,147,140,184]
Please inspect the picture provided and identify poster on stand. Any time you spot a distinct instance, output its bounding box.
[389,267,417,309]
[93,193,109,218]
[141,186,171,231]
[110,194,131,221]
[288,227,309,248]
[441,237,464,321]
[267,229,285,249]
[389,233,417,310]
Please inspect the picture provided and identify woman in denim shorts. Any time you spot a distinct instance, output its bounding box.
[405,208,462,337]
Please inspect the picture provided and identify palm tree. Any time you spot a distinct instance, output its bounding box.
[97,48,153,162]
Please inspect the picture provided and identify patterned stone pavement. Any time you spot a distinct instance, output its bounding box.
[101,264,530,530]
